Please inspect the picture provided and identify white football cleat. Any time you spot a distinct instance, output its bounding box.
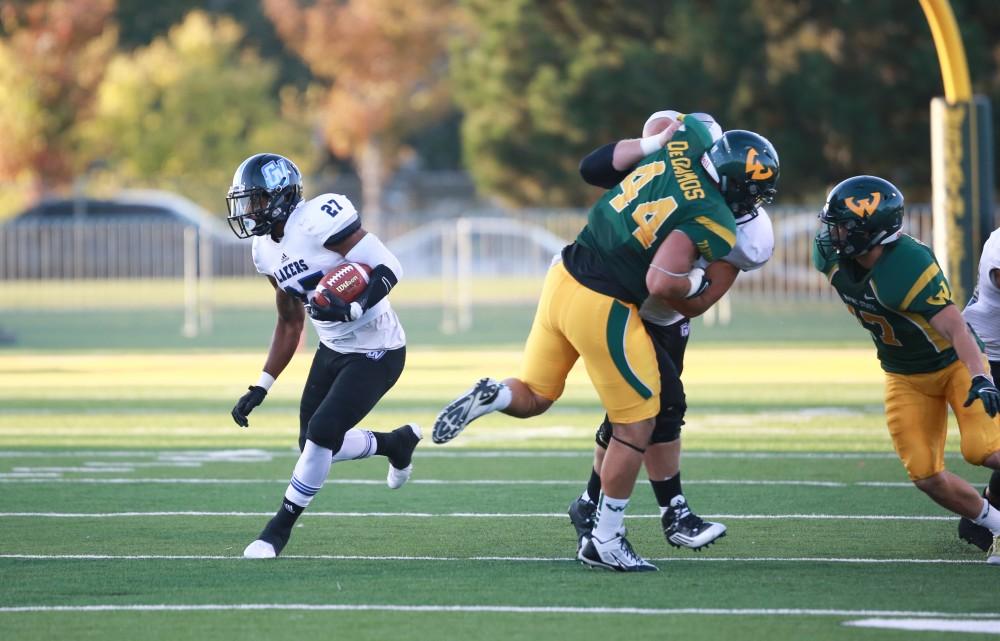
[386,423,422,489]
[387,463,414,490]
[432,377,504,444]
[243,539,277,559]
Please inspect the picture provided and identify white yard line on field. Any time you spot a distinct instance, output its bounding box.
[0,477,914,487]
[0,511,953,520]
[0,604,996,618]
[0,553,982,565]
[0,450,933,460]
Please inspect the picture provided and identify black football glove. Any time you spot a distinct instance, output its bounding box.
[306,295,363,322]
[232,385,267,427]
[964,375,1000,418]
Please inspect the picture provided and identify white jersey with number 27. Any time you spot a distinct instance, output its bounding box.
[251,193,405,353]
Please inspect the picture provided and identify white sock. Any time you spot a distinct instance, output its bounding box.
[492,383,513,412]
[592,492,629,541]
[331,429,377,462]
[972,498,1000,535]
[285,439,333,507]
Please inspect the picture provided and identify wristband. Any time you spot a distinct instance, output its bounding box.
[685,267,706,298]
[256,371,276,391]
[639,135,662,156]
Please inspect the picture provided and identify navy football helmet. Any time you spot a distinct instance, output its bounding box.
[226,153,303,238]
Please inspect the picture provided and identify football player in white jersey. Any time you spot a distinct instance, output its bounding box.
[567,111,774,551]
[225,153,420,559]
[958,227,1000,551]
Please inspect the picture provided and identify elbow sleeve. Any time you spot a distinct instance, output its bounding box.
[579,142,629,189]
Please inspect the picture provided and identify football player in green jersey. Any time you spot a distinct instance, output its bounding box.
[432,115,779,571]
[568,110,775,553]
[814,175,1000,565]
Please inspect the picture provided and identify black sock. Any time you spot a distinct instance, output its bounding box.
[988,470,1000,507]
[650,471,682,508]
[373,430,394,457]
[260,497,305,553]
[586,467,602,503]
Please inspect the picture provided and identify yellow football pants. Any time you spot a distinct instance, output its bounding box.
[519,262,660,424]
[885,359,1000,480]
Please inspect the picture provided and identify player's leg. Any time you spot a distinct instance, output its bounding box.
[886,365,1000,563]
[567,290,659,571]
[944,361,1000,561]
[567,421,609,542]
[245,346,410,558]
[431,263,577,443]
[641,318,725,550]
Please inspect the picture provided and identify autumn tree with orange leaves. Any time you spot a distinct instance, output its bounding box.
[0,0,117,197]
[264,0,455,232]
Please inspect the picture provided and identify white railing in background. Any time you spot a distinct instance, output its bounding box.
[0,203,938,297]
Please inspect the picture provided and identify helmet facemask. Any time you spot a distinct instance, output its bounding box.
[225,153,304,239]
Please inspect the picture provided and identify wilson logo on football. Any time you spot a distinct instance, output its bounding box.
[335,276,361,293]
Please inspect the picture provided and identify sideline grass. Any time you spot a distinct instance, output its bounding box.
[0,346,897,450]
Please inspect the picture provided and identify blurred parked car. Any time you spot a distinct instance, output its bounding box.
[0,190,251,279]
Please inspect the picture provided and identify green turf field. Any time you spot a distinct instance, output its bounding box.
[0,345,997,641]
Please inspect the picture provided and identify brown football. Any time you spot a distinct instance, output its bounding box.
[313,262,372,306]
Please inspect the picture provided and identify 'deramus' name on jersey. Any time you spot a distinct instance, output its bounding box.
[274,259,309,283]
[666,141,705,201]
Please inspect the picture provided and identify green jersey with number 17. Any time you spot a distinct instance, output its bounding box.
[812,232,968,374]
[573,116,737,304]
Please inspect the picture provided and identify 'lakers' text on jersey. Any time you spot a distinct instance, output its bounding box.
[565,117,737,304]
[812,233,967,374]
[251,193,405,353]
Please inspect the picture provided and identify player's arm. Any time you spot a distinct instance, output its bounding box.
[666,260,740,318]
[310,229,403,322]
[646,230,706,300]
[232,277,305,427]
[579,119,682,188]
[929,304,1000,416]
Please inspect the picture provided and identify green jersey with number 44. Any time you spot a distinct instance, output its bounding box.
[812,232,963,374]
[575,116,737,304]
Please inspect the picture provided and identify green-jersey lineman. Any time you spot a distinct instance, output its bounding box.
[813,174,1000,565]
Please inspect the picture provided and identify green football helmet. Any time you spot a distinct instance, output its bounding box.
[818,175,904,257]
[705,130,779,218]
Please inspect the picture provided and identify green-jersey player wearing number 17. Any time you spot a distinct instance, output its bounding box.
[814,175,1000,565]
[430,116,779,572]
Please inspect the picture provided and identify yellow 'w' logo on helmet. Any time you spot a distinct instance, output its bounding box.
[744,148,774,180]
[844,193,881,217]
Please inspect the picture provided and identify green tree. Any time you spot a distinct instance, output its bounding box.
[453,0,1000,207]
[78,10,316,213]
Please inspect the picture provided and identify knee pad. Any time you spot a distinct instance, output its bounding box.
[595,420,612,449]
[650,403,685,444]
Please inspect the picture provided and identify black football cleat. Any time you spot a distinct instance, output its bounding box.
[567,497,596,543]
[577,533,657,572]
[662,495,726,551]
[958,517,993,552]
